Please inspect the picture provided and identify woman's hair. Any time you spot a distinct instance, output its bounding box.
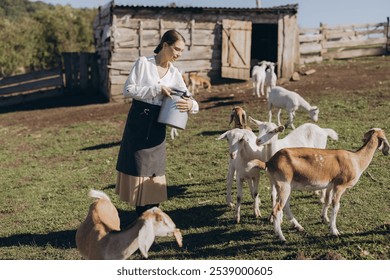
[154,29,186,54]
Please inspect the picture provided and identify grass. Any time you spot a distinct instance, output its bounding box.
[0,57,389,260]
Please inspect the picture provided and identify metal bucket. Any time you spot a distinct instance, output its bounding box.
[158,93,188,130]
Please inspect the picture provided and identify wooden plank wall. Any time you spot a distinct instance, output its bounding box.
[299,21,389,64]
[109,16,219,102]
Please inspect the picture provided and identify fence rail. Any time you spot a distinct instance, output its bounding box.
[299,18,390,64]
[0,52,100,107]
[0,67,64,107]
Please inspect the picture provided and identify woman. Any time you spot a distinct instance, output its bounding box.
[115,29,199,216]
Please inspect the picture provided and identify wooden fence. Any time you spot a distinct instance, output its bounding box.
[0,52,100,107]
[0,67,64,107]
[299,18,390,64]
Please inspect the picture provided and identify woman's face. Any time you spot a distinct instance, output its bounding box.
[163,40,185,62]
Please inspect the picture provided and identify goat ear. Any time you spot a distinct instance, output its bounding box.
[378,137,390,155]
[216,131,227,140]
[138,219,155,259]
[249,116,261,126]
[242,111,247,125]
[229,110,234,125]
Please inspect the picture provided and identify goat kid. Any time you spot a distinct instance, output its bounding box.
[251,61,268,98]
[189,72,211,93]
[217,128,266,222]
[248,128,389,242]
[268,86,319,129]
[230,106,251,130]
[76,190,182,259]
[265,62,277,97]
[249,117,338,205]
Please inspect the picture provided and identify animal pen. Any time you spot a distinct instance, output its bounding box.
[93,1,299,102]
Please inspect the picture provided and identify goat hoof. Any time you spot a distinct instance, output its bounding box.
[278,236,287,243]
[331,229,341,236]
[297,226,305,232]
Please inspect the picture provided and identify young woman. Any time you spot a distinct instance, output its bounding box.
[115,29,199,216]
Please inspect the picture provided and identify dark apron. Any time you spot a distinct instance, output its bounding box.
[116,100,166,176]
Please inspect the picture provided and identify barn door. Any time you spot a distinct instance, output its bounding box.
[221,19,252,80]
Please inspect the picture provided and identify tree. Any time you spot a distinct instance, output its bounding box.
[0,0,97,77]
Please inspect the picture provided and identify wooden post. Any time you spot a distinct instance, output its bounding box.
[159,18,164,39]
[91,52,100,92]
[139,20,143,56]
[79,52,90,90]
[319,22,326,59]
[72,52,80,89]
[190,19,195,50]
[62,52,73,91]
[386,17,390,54]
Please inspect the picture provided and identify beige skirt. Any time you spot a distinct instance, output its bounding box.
[115,172,167,206]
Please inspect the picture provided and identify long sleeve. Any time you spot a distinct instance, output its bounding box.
[122,55,200,112]
[123,57,161,100]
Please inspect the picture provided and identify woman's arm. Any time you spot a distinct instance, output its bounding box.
[175,70,199,114]
[123,57,161,100]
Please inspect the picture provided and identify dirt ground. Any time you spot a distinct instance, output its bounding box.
[1,56,389,131]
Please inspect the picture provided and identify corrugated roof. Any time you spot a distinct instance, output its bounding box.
[113,4,298,13]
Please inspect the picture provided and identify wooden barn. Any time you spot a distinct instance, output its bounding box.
[93,1,299,102]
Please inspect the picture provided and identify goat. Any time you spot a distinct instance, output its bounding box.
[265,62,277,97]
[229,106,251,130]
[217,128,266,223]
[248,128,389,242]
[249,117,338,205]
[75,190,182,259]
[189,72,211,93]
[268,86,319,129]
[225,107,252,207]
[251,61,267,98]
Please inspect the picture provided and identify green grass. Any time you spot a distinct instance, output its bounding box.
[0,58,389,260]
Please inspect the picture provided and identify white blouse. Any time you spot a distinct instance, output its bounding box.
[123,56,199,113]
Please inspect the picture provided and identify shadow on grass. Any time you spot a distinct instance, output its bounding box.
[203,100,243,110]
[81,141,121,151]
[0,92,108,114]
[196,130,228,137]
[0,230,77,249]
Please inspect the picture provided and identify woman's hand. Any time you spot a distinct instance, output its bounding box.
[161,86,172,99]
[176,97,193,112]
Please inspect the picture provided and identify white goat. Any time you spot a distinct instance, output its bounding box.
[249,117,338,205]
[252,61,267,98]
[265,62,277,97]
[268,86,319,129]
[248,128,389,242]
[217,128,266,223]
[76,190,182,259]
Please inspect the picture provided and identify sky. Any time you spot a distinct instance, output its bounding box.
[29,0,390,28]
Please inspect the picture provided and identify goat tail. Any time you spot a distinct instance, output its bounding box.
[246,159,267,172]
[88,189,111,201]
[324,128,339,141]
